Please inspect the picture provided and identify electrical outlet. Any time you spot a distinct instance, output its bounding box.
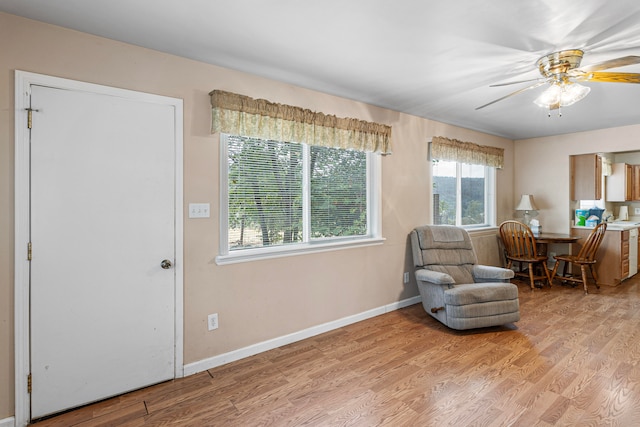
[403,272,410,284]
[207,313,219,331]
[635,208,640,215]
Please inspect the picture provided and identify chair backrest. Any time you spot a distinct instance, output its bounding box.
[410,225,477,284]
[499,220,539,261]
[575,222,607,261]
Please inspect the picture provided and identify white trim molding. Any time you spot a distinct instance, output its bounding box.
[13,70,184,427]
[0,416,15,427]
[184,295,421,376]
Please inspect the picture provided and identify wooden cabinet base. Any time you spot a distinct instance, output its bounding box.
[570,228,629,287]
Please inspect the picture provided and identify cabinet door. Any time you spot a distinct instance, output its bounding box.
[606,163,632,202]
[597,157,603,200]
[571,154,602,200]
[633,165,640,200]
[626,164,633,201]
[622,230,630,279]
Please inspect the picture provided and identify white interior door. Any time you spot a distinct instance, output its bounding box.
[29,84,178,418]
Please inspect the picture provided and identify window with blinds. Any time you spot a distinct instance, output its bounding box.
[432,159,495,227]
[221,134,375,259]
[227,135,303,250]
[310,146,367,239]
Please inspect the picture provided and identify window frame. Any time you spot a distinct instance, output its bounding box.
[216,134,384,265]
[432,160,497,229]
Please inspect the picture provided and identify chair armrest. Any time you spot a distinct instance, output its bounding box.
[415,269,455,285]
[473,265,515,282]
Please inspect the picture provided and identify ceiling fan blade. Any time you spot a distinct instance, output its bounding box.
[578,56,640,72]
[576,71,640,83]
[489,78,544,87]
[475,81,548,110]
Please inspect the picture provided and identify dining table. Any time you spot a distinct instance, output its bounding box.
[534,232,580,257]
[527,233,580,284]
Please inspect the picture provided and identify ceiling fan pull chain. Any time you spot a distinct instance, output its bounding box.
[546,106,562,118]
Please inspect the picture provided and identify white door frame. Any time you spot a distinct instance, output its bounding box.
[14,70,184,427]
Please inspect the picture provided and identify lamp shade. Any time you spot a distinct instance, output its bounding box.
[515,194,538,211]
[533,82,591,109]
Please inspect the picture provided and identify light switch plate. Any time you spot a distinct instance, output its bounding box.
[635,208,640,215]
[189,203,210,218]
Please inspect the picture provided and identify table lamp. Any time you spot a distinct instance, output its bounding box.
[515,194,539,226]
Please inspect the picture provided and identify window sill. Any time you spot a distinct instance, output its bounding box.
[465,225,498,234]
[215,237,386,265]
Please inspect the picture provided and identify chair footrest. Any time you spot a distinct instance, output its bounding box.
[444,282,518,305]
[447,299,520,319]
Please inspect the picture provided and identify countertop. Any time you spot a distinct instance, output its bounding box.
[573,221,640,231]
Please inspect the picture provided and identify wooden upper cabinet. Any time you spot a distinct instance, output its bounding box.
[571,154,602,201]
[606,163,632,202]
[633,165,640,201]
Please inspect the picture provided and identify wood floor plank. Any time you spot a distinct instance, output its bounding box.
[30,277,640,426]
[73,403,148,427]
[539,394,572,425]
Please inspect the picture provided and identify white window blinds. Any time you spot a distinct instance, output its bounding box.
[225,136,369,252]
[310,146,367,238]
[227,135,303,250]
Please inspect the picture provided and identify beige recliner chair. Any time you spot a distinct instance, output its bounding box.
[410,225,520,330]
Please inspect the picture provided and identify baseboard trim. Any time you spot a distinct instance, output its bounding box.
[0,416,15,427]
[184,295,421,376]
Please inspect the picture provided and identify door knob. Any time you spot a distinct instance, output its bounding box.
[160,259,173,269]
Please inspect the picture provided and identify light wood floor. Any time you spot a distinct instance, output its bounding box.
[31,277,640,426]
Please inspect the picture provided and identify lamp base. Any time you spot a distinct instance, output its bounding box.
[522,211,537,226]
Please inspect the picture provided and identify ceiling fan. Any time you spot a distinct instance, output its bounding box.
[476,49,640,111]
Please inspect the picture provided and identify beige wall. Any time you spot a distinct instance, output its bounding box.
[0,13,517,419]
[514,124,640,234]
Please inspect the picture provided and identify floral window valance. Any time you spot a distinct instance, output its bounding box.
[430,136,504,169]
[210,90,392,154]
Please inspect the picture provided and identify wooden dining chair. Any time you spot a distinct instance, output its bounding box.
[499,220,553,290]
[550,222,607,294]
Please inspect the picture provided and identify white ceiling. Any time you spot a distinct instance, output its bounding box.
[3,0,640,140]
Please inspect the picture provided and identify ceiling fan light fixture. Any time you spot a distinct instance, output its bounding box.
[534,84,561,108]
[533,82,590,109]
[477,49,640,111]
[560,83,590,106]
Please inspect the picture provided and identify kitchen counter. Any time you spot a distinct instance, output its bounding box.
[573,222,640,231]
[571,223,639,286]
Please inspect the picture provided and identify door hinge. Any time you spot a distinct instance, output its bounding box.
[25,108,39,129]
[28,242,32,261]
[28,373,32,394]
